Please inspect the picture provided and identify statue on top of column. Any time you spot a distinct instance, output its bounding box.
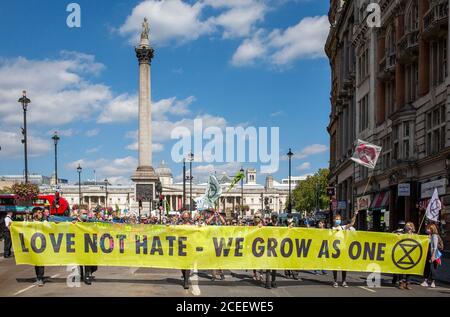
[141,17,150,40]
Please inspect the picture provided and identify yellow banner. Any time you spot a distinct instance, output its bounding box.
[11,222,429,274]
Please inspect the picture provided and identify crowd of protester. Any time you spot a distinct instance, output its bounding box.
[1,206,445,291]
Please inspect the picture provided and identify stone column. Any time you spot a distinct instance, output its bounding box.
[376,32,386,125]
[395,14,405,110]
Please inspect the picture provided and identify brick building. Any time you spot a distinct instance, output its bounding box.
[325,0,450,248]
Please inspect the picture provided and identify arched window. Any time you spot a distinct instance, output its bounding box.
[406,0,419,32]
[385,25,396,56]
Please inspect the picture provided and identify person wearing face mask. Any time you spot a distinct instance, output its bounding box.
[331,211,358,288]
[251,212,265,282]
[397,222,416,290]
[74,210,98,285]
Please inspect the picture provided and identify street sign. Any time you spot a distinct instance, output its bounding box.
[326,187,336,197]
[338,201,347,210]
[398,183,411,197]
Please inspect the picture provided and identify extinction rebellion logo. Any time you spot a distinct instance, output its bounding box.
[391,239,423,270]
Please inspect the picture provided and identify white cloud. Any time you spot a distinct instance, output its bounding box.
[97,95,195,124]
[0,130,51,158]
[86,146,102,154]
[231,31,267,66]
[296,162,311,171]
[281,144,328,161]
[232,15,330,67]
[206,0,267,39]
[0,52,111,126]
[119,0,212,46]
[119,0,268,46]
[269,15,329,65]
[67,156,138,185]
[85,129,100,137]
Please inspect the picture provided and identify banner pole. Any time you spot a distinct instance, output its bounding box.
[418,213,426,234]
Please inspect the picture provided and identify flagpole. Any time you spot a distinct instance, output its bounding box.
[418,213,426,234]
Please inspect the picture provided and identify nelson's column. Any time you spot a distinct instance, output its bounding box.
[131,18,160,213]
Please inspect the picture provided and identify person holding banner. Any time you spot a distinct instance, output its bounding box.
[74,210,98,285]
[31,209,46,287]
[398,222,416,290]
[421,223,443,289]
[3,211,13,258]
[179,211,193,289]
[284,216,300,281]
[206,211,226,281]
[251,212,265,282]
[265,213,279,289]
[331,212,358,288]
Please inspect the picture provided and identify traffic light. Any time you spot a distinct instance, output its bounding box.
[54,191,60,208]
[138,199,143,209]
[159,195,164,207]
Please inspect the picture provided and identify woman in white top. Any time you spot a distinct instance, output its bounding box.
[331,211,358,288]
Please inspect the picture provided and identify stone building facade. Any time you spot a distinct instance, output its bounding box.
[39,164,292,218]
[326,0,450,246]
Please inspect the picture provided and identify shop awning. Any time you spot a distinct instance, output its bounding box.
[370,191,390,210]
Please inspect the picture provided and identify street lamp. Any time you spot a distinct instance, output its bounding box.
[240,167,244,216]
[287,148,294,213]
[182,158,186,211]
[18,91,31,183]
[104,178,108,210]
[52,131,60,186]
[188,152,194,212]
[76,164,82,207]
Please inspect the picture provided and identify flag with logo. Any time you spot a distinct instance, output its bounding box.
[426,188,442,222]
[195,174,222,211]
[226,170,245,193]
[351,139,382,169]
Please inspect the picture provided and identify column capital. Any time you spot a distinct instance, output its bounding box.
[136,46,155,65]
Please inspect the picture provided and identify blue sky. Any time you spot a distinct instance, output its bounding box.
[0,0,331,185]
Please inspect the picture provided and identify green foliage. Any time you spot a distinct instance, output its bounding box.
[291,168,330,213]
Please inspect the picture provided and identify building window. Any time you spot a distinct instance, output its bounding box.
[405,62,418,102]
[385,80,396,118]
[359,94,369,132]
[358,46,369,83]
[402,122,411,160]
[406,1,419,32]
[381,136,392,169]
[426,104,446,155]
[431,38,448,86]
[393,125,399,161]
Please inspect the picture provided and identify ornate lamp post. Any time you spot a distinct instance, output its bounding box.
[18,91,31,183]
[77,164,82,207]
[52,131,60,185]
[287,148,294,213]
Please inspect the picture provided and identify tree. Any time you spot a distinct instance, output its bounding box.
[291,168,330,214]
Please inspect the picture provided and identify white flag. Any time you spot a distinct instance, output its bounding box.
[426,188,442,222]
[351,139,382,169]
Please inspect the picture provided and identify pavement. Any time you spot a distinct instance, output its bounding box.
[1,255,450,297]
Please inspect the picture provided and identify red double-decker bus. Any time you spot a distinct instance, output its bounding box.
[0,194,70,216]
